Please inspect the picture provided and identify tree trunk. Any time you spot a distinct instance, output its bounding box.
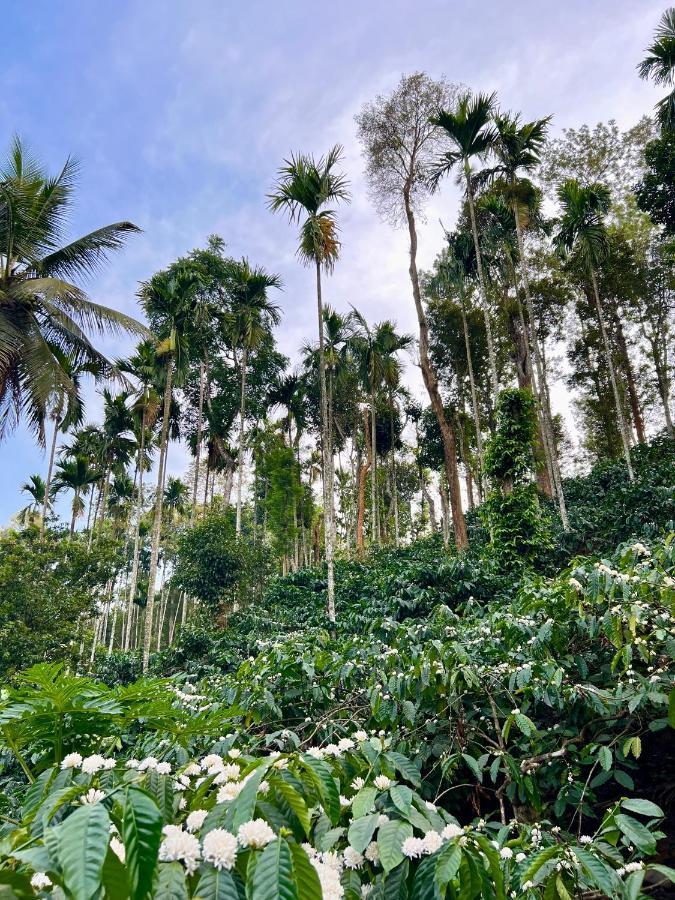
[124,418,146,651]
[403,187,467,549]
[191,362,206,520]
[459,290,485,499]
[512,196,570,527]
[69,491,79,537]
[142,354,174,671]
[236,346,248,534]
[370,387,378,545]
[356,408,372,555]
[388,390,400,546]
[612,315,645,443]
[315,260,336,620]
[41,416,59,538]
[465,168,499,395]
[589,270,634,480]
[439,476,450,547]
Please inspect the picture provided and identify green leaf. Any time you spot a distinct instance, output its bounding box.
[649,863,675,884]
[144,770,175,823]
[123,787,163,900]
[0,871,35,899]
[300,755,340,824]
[381,861,409,900]
[194,867,240,900]
[571,847,619,897]
[351,787,377,820]
[55,801,110,900]
[230,760,273,833]
[521,845,561,881]
[598,746,612,772]
[389,785,413,816]
[250,837,298,900]
[288,841,322,900]
[436,843,462,888]
[378,820,412,874]
[624,869,645,900]
[615,814,657,854]
[385,752,421,787]
[348,814,379,853]
[620,798,663,818]
[276,781,311,837]
[461,754,483,783]
[101,846,131,900]
[156,861,188,900]
[411,853,440,900]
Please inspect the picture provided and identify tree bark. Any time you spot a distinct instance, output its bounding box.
[388,390,400,546]
[236,346,248,534]
[41,415,59,538]
[612,314,645,443]
[403,186,467,549]
[356,407,372,555]
[370,386,378,545]
[590,270,634,480]
[459,290,485,499]
[191,362,206,520]
[142,354,173,671]
[315,260,336,620]
[124,416,146,651]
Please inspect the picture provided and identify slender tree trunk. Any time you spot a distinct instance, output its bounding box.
[465,168,499,395]
[125,419,146,651]
[589,270,634,480]
[403,187,467,549]
[107,601,118,656]
[97,467,111,530]
[459,290,485,498]
[356,408,372,554]
[191,362,206,520]
[142,355,174,671]
[421,479,437,532]
[69,491,79,537]
[41,416,59,538]
[370,387,378,545]
[236,347,248,534]
[315,260,336,620]
[612,316,645,443]
[439,476,450,547]
[512,198,570,527]
[88,484,102,550]
[388,391,400,546]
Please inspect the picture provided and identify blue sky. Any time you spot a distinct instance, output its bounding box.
[1,0,661,523]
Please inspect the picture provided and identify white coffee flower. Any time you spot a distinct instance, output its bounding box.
[365,841,380,864]
[202,828,238,870]
[441,823,463,840]
[201,754,224,771]
[61,752,83,769]
[401,837,426,859]
[374,775,393,790]
[353,730,368,742]
[217,781,244,804]
[227,748,241,759]
[110,836,126,863]
[343,846,364,869]
[422,831,444,854]
[186,810,208,832]
[158,826,201,873]
[338,738,355,752]
[81,754,107,774]
[30,873,52,890]
[80,788,106,805]
[579,835,593,845]
[351,777,365,791]
[237,819,276,849]
[515,852,527,863]
[499,847,514,859]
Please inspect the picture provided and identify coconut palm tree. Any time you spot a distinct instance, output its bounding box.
[226,258,281,534]
[268,146,350,621]
[138,265,202,670]
[0,136,145,442]
[350,312,412,545]
[18,474,47,526]
[491,111,570,528]
[638,8,675,131]
[554,180,634,480]
[431,92,500,395]
[52,455,100,536]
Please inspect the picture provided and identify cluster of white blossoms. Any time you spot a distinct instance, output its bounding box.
[61,753,116,773]
[401,822,465,859]
[303,846,345,900]
[124,757,171,775]
[158,818,275,874]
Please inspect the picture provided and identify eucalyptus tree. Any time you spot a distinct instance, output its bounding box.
[0,137,144,443]
[431,91,500,395]
[491,112,569,526]
[268,146,350,620]
[356,73,468,550]
[349,311,412,545]
[138,265,202,669]
[226,258,281,534]
[638,7,675,131]
[554,180,634,480]
[52,455,99,536]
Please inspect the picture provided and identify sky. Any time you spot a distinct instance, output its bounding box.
[0,0,662,524]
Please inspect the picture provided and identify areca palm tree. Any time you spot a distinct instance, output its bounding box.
[0,137,145,442]
[18,474,47,526]
[139,265,201,670]
[350,311,412,545]
[638,8,675,131]
[554,180,634,480]
[431,92,500,395]
[268,146,350,621]
[226,258,281,534]
[52,455,99,536]
[164,476,188,523]
[491,111,570,529]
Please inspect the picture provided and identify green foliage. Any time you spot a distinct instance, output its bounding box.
[0,529,120,677]
[172,512,271,613]
[636,131,675,234]
[484,388,537,484]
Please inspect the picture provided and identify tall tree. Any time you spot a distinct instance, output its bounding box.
[139,266,201,670]
[226,258,281,535]
[638,7,675,131]
[268,146,350,620]
[356,73,468,550]
[554,180,635,480]
[52,455,99,536]
[431,91,500,394]
[0,137,144,442]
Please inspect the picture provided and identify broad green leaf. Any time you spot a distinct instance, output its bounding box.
[620,798,663,818]
[436,843,462,888]
[378,820,412,874]
[598,746,612,772]
[615,814,657,854]
[571,847,619,897]
[348,813,379,853]
[156,861,188,900]
[194,866,240,900]
[250,837,298,900]
[300,756,340,824]
[275,781,311,837]
[230,760,273,833]
[385,752,421,787]
[124,787,162,900]
[55,801,110,900]
[351,786,377,820]
[288,841,322,900]
[389,785,413,816]
[411,853,440,900]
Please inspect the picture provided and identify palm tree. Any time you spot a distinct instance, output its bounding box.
[268,146,350,621]
[431,92,500,395]
[18,474,47,526]
[491,111,570,529]
[163,476,188,523]
[94,389,135,531]
[52,455,99,536]
[350,311,412,545]
[554,180,634,480]
[226,258,281,534]
[0,137,145,442]
[638,8,675,131]
[138,266,201,670]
